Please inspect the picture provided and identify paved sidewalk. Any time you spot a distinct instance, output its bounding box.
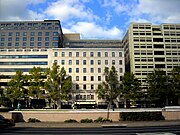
[14,120,180,128]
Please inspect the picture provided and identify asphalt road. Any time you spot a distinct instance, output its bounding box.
[1,125,180,135]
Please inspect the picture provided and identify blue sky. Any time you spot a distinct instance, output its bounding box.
[0,0,180,39]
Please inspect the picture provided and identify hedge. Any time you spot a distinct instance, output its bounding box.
[120,112,165,121]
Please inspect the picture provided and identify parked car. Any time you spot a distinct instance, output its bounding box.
[0,117,15,129]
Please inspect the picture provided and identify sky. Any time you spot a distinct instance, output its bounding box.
[0,0,180,39]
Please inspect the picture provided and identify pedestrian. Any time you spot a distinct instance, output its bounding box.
[17,102,21,111]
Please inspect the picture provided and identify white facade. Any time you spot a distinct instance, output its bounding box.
[0,48,125,106]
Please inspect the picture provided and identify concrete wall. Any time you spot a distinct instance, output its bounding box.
[162,111,180,120]
[11,111,120,122]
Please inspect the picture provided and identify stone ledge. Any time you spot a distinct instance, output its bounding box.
[102,124,127,128]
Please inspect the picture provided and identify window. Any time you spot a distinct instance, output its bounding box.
[98,76,101,81]
[52,42,58,47]
[120,76,123,81]
[1,38,5,41]
[54,60,57,64]
[83,68,86,73]
[97,52,101,57]
[23,37,27,41]
[8,38,12,41]
[69,52,72,57]
[83,60,86,65]
[119,52,122,57]
[76,76,79,81]
[105,52,108,57]
[31,32,34,36]
[76,84,79,90]
[90,52,94,57]
[90,68,94,73]
[0,43,4,46]
[53,32,58,36]
[83,52,86,57]
[15,43,19,46]
[69,60,72,65]
[76,52,79,57]
[119,60,122,65]
[45,42,49,47]
[53,37,58,41]
[38,42,42,46]
[9,32,12,36]
[23,32,27,36]
[76,60,79,65]
[54,52,58,57]
[30,37,34,41]
[112,52,115,57]
[98,60,101,65]
[112,60,115,65]
[38,32,42,36]
[45,32,49,36]
[16,32,20,36]
[62,52,65,57]
[83,76,86,81]
[76,68,79,73]
[119,68,123,73]
[30,42,34,46]
[8,43,12,46]
[38,37,42,41]
[105,60,108,65]
[90,60,94,65]
[23,42,26,46]
[91,85,94,90]
[98,68,101,73]
[83,85,86,90]
[91,76,94,81]
[15,37,19,41]
[69,68,72,73]
[61,60,65,65]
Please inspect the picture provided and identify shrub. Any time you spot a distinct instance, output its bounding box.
[120,112,164,121]
[80,118,93,123]
[94,117,112,123]
[28,118,41,123]
[64,119,78,123]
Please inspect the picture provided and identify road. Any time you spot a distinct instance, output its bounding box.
[1,125,180,135]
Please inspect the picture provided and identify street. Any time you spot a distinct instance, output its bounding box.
[1,125,180,135]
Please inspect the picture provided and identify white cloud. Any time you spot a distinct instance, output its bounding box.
[0,0,45,20]
[45,0,99,21]
[130,0,180,23]
[63,22,123,39]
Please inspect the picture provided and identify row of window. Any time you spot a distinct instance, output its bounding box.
[1,37,58,41]
[57,59,123,65]
[0,55,48,59]
[0,42,58,47]
[1,32,59,36]
[76,94,94,100]
[0,68,46,72]
[54,51,123,57]
[1,22,59,27]
[68,67,123,74]
[0,62,48,65]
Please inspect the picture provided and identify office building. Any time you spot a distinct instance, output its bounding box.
[122,23,180,89]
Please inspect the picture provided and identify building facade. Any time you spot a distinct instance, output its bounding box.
[0,21,124,108]
[122,23,180,90]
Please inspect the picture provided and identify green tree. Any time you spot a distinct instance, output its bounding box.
[146,69,170,107]
[122,72,142,108]
[170,67,180,105]
[28,67,44,99]
[7,70,28,107]
[45,63,72,109]
[96,66,121,118]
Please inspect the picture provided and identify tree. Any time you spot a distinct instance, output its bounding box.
[28,67,44,99]
[96,66,121,118]
[146,69,170,107]
[170,67,180,105]
[122,72,142,108]
[7,70,28,107]
[45,63,72,109]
